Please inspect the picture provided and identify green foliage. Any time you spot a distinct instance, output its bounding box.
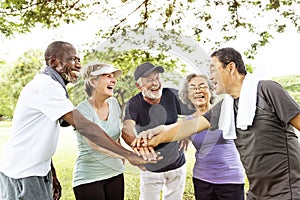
[0,0,90,37]
[0,49,43,118]
[1,1,300,58]
[1,1,299,119]
[272,75,300,91]
[0,48,186,119]
[245,64,254,73]
[272,75,300,104]
[70,49,185,116]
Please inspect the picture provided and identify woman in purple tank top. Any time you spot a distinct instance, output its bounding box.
[179,74,245,200]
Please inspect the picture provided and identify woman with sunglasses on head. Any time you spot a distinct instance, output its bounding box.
[179,73,245,200]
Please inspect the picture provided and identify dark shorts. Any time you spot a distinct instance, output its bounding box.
[73,173,124,200]
[0,171,52,200]
[193,177,244,200]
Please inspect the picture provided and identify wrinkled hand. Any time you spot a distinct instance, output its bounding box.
[126,152,163,171]
[178,138,190,152]
[131,125,166,148]
[132,145,160,161]
[144,135,161,148]
[52,176,62,200]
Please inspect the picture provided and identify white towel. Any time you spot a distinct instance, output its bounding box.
[219,74,260,139]
[219,94,236,139]
[237,74,260,130]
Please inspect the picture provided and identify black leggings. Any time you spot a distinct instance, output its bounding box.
[73,173,124,200]
[193,177,244,200]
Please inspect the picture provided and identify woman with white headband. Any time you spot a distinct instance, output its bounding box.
[72,62,125,200]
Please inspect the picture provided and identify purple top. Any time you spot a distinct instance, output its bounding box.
[188,116,245,184]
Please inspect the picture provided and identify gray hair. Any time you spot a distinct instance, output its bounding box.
[135,77,143,86]
[179,73,216,110]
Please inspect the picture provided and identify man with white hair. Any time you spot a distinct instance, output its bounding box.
[122,62,193,200]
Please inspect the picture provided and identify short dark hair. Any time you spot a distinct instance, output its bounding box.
[44,41,73,65]
[211,47,247,75]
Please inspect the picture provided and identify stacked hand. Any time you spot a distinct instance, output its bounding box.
[132,125,166,147]
[130,125,166,161]
[126,151,163,171]
[178,138,190,152]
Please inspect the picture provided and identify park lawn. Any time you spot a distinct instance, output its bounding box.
[0,121,248,200]
[52,126,197,200]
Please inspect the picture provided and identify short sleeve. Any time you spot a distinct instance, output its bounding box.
[168,88,194,115]
[259,80,300,124]
[35,76,74,121]
[124,101,139,121]
[203,100,222,130]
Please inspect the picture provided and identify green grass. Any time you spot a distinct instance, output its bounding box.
[0,121,249,199]
[51,126,197,200]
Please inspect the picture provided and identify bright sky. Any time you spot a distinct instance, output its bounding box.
[244,32,300,78]
[0,18,299,79]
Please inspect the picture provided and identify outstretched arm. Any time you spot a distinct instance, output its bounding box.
[62,110,158,167]
[121,119,138,146]
[85,138,124,159]
[146,116,210,147]
[122,119,159,161]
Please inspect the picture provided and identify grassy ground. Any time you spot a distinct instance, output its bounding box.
[0,121,249,200]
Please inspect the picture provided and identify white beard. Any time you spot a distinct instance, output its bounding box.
[142,88,162,100]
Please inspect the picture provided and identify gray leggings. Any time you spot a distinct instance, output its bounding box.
[0,171,52,200]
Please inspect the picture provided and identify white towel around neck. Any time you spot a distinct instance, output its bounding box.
[218,74,260,139]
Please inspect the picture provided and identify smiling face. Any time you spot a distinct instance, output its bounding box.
[93,73,118,98]
[210,56,230,95]
[57,48,81,84]
[137,71,163,101]
[187,76,211,110]
[48,43,81,84]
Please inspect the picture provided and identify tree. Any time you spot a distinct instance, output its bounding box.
[0,49,43,118]
[0,47,187,119]
[272,75,300,104]
[0,59,9,120]
[1,0,299,57]
[70,49,187,117]
[0,0,90,37]
[1,0,299,118]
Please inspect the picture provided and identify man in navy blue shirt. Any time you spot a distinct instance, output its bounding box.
[122,62,192,200]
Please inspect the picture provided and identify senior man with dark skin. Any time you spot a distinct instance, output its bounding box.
[133,47,300,200]
[0,41,159,200]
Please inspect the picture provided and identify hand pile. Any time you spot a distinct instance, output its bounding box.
[130,125,166,161]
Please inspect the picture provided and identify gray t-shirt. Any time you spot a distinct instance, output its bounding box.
[204,80,300,200]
